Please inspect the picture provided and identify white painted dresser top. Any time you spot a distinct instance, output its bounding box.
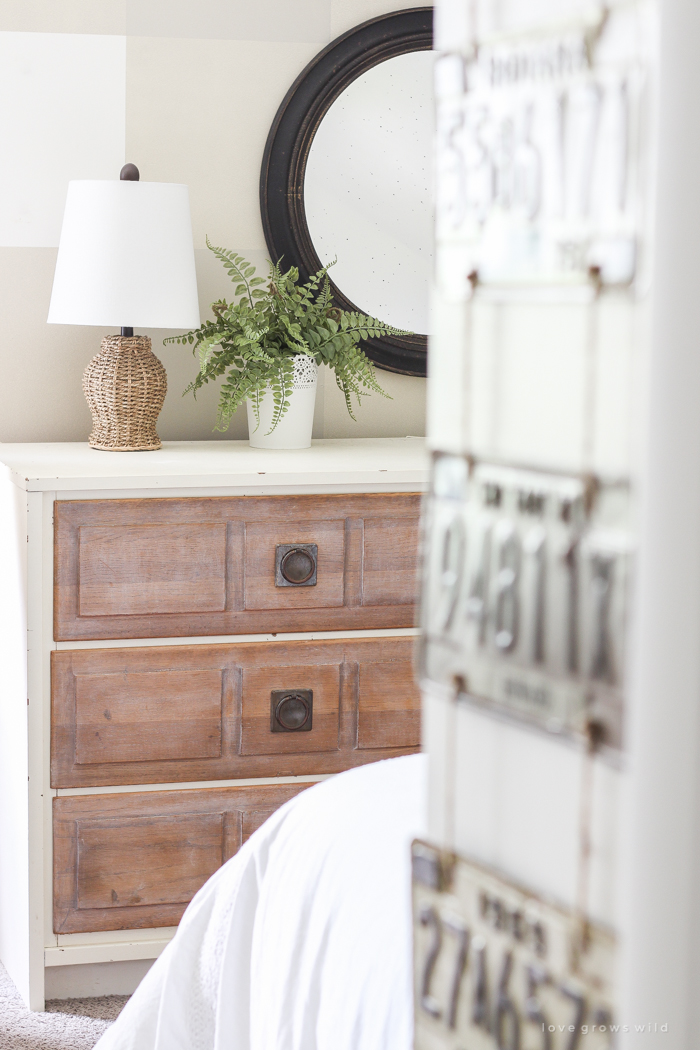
[0,437,429,493]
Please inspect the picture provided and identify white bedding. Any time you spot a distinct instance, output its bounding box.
[95,754,427,1050]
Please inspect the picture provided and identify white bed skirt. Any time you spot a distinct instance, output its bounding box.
[95,754,427,1050]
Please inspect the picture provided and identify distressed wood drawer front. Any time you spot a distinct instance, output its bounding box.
[240,662,341,755]
[244,519,345,610]
[357,658,421,750]
[362,517,422,606]
[74,669,223,765]
[54,494,420,641]
[51,638,421,788]
[53,784,309,933]
[78,523,227,616]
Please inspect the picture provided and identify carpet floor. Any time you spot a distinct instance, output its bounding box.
[0,963,129,1049]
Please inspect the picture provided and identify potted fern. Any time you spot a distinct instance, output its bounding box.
[165,240,407,449]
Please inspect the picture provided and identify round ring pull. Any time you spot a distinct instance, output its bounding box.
[280,547,316,584]
[275,693,311,731]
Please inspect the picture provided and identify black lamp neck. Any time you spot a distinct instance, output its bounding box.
[119,163,139,337]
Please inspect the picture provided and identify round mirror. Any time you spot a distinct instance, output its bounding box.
[304,50,433,334]
[260,9,433,376]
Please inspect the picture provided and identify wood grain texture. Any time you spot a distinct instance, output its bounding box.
[74,669,223,765]
[51,637,421,788]
[76,814,223,910]
[54,494,421,640]
[53,784,309,933]
[241,662,340,756]
[357,658,421,750]
[244,519,344,610]
[78,523,227,616]
[361,516,420,606]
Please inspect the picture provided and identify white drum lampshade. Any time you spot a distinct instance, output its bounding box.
[47,165,201,451]
[48,178,200,329]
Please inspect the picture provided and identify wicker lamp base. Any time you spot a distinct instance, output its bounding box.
[83,335,167,451]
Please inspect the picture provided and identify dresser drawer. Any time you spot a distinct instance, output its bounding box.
[54,493,421,640]
[53,783,309,933]
[51,637,421,787]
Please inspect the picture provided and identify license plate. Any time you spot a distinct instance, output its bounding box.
[412,841,617,1050]
[419,454,631,750]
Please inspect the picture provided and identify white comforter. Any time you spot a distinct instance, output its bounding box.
[96,754,426,1050]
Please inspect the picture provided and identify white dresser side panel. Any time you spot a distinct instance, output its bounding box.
[26,489,50,1009]
[0,473,30,1003]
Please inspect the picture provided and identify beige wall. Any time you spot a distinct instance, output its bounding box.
[0,0,426,443]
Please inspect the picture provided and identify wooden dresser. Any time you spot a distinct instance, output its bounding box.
[0,438,428,1008]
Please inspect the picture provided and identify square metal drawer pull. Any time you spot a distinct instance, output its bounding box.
[275,543,318,586]
[270,689,313,732]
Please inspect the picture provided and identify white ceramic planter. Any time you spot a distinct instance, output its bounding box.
[246,356,318,449]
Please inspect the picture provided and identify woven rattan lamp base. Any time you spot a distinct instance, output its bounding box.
[83,335,167,451]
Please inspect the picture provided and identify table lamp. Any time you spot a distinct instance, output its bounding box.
[47,164,200,451]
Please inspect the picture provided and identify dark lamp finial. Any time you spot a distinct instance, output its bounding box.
[120,163,140,181]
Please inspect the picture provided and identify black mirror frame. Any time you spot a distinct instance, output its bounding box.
[259,7,433,378]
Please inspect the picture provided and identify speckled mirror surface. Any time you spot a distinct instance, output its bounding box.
[304,51,433,335]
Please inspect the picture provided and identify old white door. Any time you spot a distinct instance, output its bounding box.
[415,0,700,1045]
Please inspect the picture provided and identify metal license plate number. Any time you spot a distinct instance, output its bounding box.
[419,454,630,747]
[412,841,616,1050]
[434,11,645,290]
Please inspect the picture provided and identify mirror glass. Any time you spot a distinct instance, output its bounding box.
[304,51,434,334]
